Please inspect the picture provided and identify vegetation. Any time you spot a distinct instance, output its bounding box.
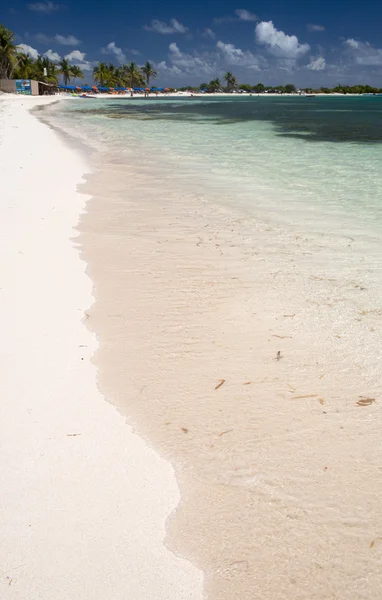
[0,23,83,84]
[141,61,157,87]
[58,58,83,85]
[0,23,17,78]
[199,79,382,94]
[91,61,158,88]
[223,71,237,92]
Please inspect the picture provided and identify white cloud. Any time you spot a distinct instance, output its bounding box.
[156,60,183,77]
[27,1,62,13]
[35,33,81,45]
[344,39,382,66]
[216,40,261,69]
[55,34,81,45]
[43,49,61,61]
[307,24,325,32]
[65,50,85,62]
[144,19,188,35]
[307,56,326,70]
[235,9,257,21]
[76,62,93,72]
[203,28,216,40]
[130,49,141,56]
[255,21,310,60]
[17,43,39,59]
[64,50,93,71]
[167,42,216,76]
[101,42,126,64]
[345,38,359,49]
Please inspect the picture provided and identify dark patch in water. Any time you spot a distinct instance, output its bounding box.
[70,96,382,144]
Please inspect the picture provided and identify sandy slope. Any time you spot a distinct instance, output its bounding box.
[0,96,202,599]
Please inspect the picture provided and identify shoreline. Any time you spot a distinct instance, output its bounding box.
[0,96,203,599]
[3,94,382,600]
[58,99,382,599]
[56,91,373,99]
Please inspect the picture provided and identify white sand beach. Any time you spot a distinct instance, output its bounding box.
[2,93,382,600]
[0,96,203,599]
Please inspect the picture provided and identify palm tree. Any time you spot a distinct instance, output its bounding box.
[0,23,17,79]
[141,61,157,88]
[207,78,221,93]
[13,52,35,79]
[93,62,109,86]
[125,61,142,88]
[223,71,237,92]
[58,58,72,85]
[70,65,84,81]
[32,55,58,84]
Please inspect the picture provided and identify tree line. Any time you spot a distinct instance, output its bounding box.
[0,23,157,88]
[187,78,382,94]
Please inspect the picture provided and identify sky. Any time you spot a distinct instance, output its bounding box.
[2,0,382,86]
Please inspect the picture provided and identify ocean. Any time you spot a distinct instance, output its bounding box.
[49,95,382,231]
[44,96,382,600]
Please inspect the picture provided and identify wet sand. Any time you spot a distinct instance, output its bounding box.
[78,148,382,599]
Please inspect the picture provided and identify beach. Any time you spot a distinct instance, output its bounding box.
[1,93,382,600]
[0,96,203,599]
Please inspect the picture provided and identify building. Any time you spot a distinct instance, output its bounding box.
[0,79,57,95]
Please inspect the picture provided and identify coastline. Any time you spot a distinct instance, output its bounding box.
[57,91,372,99]
[2,94,382,600]
[75,134,382,599]
[0,96,203,599]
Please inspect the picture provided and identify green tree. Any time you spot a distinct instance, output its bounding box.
[58,58,72,85]
[254,82,265,93]
[284,83,297,94]
[239,83,253,92]
[124,61,142,88]
[70,64,84,81]
[13,52,35,79]
[223,71,237,91]
[141,60,157,87]
[31,55,58,84]
[207,77,221,93]
[0,23,17,79]
[93,62,109,86]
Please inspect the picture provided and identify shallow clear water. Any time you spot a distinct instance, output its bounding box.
[44,95,382,600]
[50,96,382,234]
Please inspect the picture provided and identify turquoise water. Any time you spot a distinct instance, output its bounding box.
[44,94,382,600]
[49,96,382,233]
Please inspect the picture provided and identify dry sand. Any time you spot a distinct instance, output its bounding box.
[0,96,203,599]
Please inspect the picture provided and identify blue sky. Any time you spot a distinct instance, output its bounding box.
[2,0,382,85]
